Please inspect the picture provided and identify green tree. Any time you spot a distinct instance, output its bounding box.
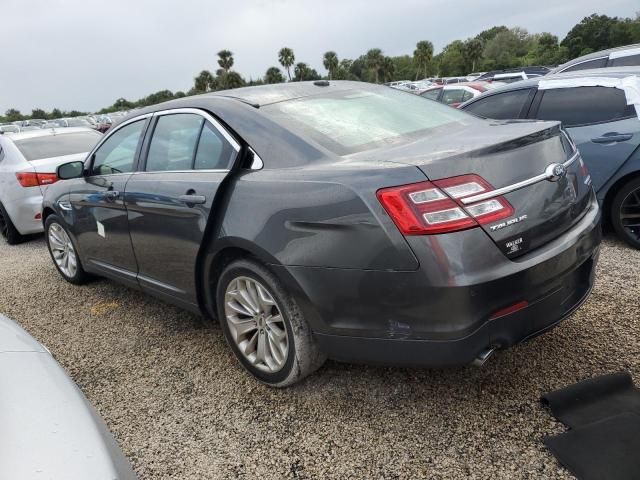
[223,71,245,89]
[365,48,385,83]
[31,108,47,119]
[475,25,509,45]
[5,109,23,122]
[49,108,62,119]
[413,40,434,80]
[217,49,234,72]
[380,57,396,83]
[436,40,467,76]
[194,70,216,92]
[294,62,311,81]
[174,91,186,98]
[278,47,295,81]
[482,28,534,70]
[265,66,285,84]
[462,39,483,72]
[323,51,339,79]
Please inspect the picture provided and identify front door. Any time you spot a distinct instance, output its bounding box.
[125,110,239,307]
[69,118,149,286]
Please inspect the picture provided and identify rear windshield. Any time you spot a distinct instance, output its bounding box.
[14,131,101,160]
[262,87,472,155]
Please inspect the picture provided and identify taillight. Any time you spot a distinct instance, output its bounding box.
[15,172,58,188]
[377,174,514,235]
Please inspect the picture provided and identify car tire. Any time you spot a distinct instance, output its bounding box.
[216,258,326,387]
[0,203,25,245]
[45,214,90,285]
[611,177,640,250]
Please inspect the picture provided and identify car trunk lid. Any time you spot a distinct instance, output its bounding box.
[359,120,593,258]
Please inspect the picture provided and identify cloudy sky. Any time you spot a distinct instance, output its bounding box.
[1,0,637,113]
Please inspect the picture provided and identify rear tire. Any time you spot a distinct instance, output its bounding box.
[611,177,640,250]
[45,214,90,284]
[0,203,25,245]
[216,258,326,387]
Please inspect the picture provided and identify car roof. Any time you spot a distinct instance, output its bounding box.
[3,127,97,142]
[552,43,640,72]
[471,66,640,95]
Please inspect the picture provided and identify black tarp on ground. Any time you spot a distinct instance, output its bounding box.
[541,372,640,480]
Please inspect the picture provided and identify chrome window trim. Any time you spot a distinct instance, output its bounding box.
[460,151,580,205]
[557,55,608,73]
[152,107,241,152]
[130,169,230,175]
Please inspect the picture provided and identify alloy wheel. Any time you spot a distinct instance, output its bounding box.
[620,187,640,243]
[48,223,78,278]
[224,276,289,373]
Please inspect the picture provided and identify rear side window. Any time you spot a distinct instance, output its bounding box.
[461,90,475,102]
[146,114,203,172]
[0,146,4,162]
[609,54,640,67]
[194,123,235,170]
[561,57,607,72]
[535,87,634,127]
[463,89,532,119]
[14,131,101,161]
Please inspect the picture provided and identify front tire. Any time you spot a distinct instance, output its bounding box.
[216,258,325,387]
[0,203,25,245]
[45,215,90,284]
[611,177,640,249]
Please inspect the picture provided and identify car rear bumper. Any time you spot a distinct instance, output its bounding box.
[275,194,601,366]
[5,193,44,235]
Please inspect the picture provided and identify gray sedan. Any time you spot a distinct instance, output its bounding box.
[43,81,600,386]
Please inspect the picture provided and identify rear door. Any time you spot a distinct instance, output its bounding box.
[125,109,240,307]
[529,86,640,193]
[68,117,149,286]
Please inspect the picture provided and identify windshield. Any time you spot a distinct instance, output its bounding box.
[14,131,101,160]
[262,87,472,155]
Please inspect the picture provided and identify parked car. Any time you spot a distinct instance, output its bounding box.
[420,82,495,107]
[0,127,101,244]
[54,117,96,128]
[43,81,600,386]
[20,118,47,127]
[0,313,137,479]
[0,124,20,134]
[460,67,640,248]
[551,44,640,73]
[477,66,550,83]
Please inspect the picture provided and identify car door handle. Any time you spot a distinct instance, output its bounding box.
[178,194,206,205]
[591,133,633,144]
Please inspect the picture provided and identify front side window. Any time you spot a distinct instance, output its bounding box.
[146,114,203,172]
[562,57,607,72]
[91,120,145,175]
[421,89,441,101]
[463,89,532,119]
[441,88,466,105]
[535,87,634,127]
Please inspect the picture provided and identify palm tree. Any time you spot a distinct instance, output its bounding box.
[265,67,285,84]
[413,40,434,80]
[217,50,234,72]
[194,70,215,92]
[462,39,484,72]
[278,47,295,81]
[294,62,309,81]
[380,57,396,83]
[323,51,339,80]
[365,48,385,83]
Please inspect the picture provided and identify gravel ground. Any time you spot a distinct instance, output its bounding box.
[1,236,638,479]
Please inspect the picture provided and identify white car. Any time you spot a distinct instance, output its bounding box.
[0,128,101,244]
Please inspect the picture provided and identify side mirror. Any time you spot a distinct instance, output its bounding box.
[57,161,85,180]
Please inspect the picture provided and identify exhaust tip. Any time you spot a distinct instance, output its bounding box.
[472,346,498,367]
